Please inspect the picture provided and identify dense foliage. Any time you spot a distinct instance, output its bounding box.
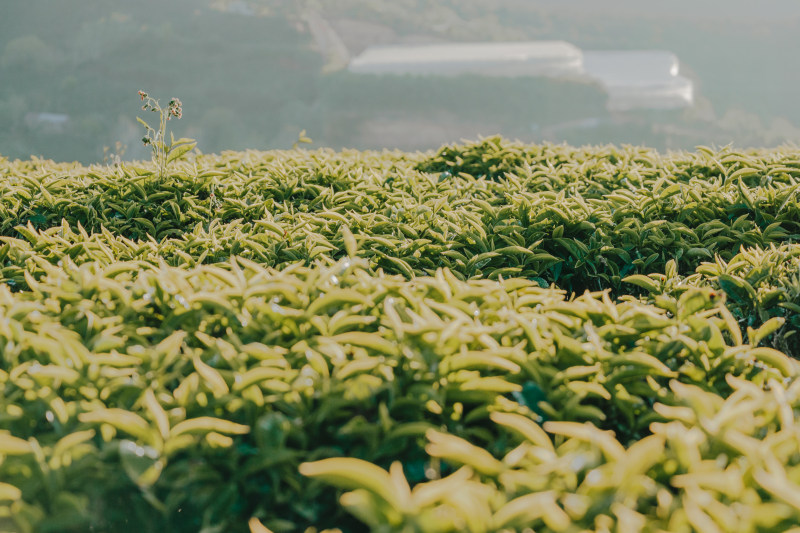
[2,138,800,532]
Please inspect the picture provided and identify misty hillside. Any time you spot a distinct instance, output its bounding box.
[2,0,799,163]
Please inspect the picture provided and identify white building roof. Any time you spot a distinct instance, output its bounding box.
[581,51,694,111]
[583,50,680,86]
[348,41,583,77]
[347,42,693,111]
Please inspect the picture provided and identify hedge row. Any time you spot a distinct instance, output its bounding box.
[3,139,800,532]
[2,140,800,298]
[1,256,795,531]
[3,140,800,337]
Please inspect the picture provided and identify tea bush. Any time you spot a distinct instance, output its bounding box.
[2,139,800,532]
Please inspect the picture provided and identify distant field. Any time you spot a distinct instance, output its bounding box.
[2,139,800,532]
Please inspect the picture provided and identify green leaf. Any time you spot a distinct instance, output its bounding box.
[677,288,721,319]
[0,433,32,455]
[490,412,553,451]
[341,225,357,257]
[299,458,406,511]
[750,347,797,377]
[169,417,250,437]
[248,518,275,533]
[425,430,505,476]
[166,141,196,164]
[622,274,661,294]
[749,317,785,346]
[79,409,158,447]
[0,483,22,502]
[493,491,569,531]
[718,274,756,306]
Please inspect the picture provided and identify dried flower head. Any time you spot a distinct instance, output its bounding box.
[168,98,183,120]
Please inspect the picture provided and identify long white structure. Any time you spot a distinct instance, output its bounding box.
[348,41,584,78]
[348,41,693,111]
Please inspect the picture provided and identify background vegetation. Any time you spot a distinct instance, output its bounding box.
[2,0,799,163]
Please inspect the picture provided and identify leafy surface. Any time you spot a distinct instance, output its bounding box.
[2,139,800,532]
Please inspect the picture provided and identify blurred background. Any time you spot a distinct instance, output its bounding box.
[1,0,799,163]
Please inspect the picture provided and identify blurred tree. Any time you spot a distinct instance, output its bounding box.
[1,35,59,73]
[0,95,28,130]
[71,15,140,65]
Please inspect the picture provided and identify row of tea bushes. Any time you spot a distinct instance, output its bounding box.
[303,375,800,532]
[3,220,800,351]
[1,256,794,532]
[2,141,800,297]
[622,245,800,353]
[4,140,800,532]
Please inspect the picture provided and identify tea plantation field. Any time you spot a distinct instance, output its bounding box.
[2,137,800,532]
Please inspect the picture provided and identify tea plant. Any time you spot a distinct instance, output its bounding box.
[1,138,800,531]
[0,255,796,532]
